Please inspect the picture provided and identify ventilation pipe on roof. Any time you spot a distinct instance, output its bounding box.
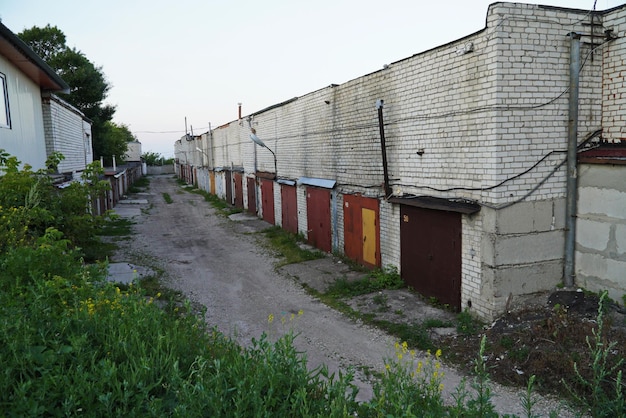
[376,99,392,199]
[564,32,581,288]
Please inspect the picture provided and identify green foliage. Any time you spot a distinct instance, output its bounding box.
[16,24,66,62]
[359,343,446,417]
[0,151,110,260]
[457,308,481,336]
[566,291,625,417]
[142,151,174,166]
[261,226,324,266]
[96,121,133,166]
[18,25,119,161]
[0,236,360,415]
[162,192,173,204]
[326,265,403,298]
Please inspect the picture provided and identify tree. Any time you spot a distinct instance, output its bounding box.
[19,25,118,161]
[96,122,134,165]
[142,152,174,166]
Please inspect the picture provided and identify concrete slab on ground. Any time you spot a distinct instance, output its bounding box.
[113,206,142,218]
[106,262,155,284]
[118,199,149,204]
[278,257,369,293]
[228,212,272,233]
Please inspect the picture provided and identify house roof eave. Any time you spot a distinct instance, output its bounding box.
[0,22,70,93]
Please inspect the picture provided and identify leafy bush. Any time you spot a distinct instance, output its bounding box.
[0,150,110,260]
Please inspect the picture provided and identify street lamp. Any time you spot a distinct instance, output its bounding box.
[249,128,277,177]
[196,147,209,167]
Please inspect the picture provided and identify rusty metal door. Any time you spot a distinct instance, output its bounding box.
[210,171,216,195]
[247,177,256,215]
[400,205,461,311]
[343,194,380,268]
[306,187,331,253]
[261,179,275,224]
[281,184,298,234]
[225,170,233,205]
[234,172,243,208]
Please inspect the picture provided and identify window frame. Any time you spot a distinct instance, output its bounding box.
[0,72,11,129]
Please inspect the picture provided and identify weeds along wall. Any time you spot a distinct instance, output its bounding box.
[176,3,622,319]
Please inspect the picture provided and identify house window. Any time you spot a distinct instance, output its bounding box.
[0,73,10,129]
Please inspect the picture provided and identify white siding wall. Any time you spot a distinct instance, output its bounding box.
[0,55,47,170]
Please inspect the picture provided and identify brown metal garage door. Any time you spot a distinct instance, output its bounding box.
[281,184,298,234]
[225,170,233,205]
[400,205,461,311]
[247,177,256,215]
[261,179,275,224]
[234,172,244,209]
[306,187,331,253]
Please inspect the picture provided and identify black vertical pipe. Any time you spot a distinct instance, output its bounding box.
[377,99,392,198]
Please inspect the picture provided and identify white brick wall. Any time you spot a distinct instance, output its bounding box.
[178,3,625,319]
[42,95,91,174]
[602,7,626,143]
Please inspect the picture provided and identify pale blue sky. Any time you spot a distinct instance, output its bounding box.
[1,0,622,157]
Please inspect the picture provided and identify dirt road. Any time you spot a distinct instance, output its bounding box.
[114,175,575,416]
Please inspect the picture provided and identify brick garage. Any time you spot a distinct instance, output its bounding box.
[176,3,626,320]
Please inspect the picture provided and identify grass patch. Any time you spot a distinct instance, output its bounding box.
[325,266,403,298]
[127,176,151,194]
[261,226,324,267]
[98,216,134,237]
[162,192,173,204]
[456,308,481,335]
[192,189,241,216]
[371,320,434,351]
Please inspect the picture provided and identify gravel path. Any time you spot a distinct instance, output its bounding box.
[114,175,578,417]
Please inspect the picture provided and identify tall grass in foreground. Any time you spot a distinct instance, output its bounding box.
[3,230,625,416]
[0,230,358,416]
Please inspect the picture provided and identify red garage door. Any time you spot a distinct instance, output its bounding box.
[306,187,331,253]
[261,179,275,224]
[281,184,298,234]
[400,205,461,311]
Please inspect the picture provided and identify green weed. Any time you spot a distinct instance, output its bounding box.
[261,226,324,266]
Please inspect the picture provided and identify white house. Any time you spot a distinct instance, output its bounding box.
[0,21,70,170]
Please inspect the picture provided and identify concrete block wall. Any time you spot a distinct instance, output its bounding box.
[577,164,626,303]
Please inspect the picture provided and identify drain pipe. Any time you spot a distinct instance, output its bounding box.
[376,99,392,198]
[564,33,581,288]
